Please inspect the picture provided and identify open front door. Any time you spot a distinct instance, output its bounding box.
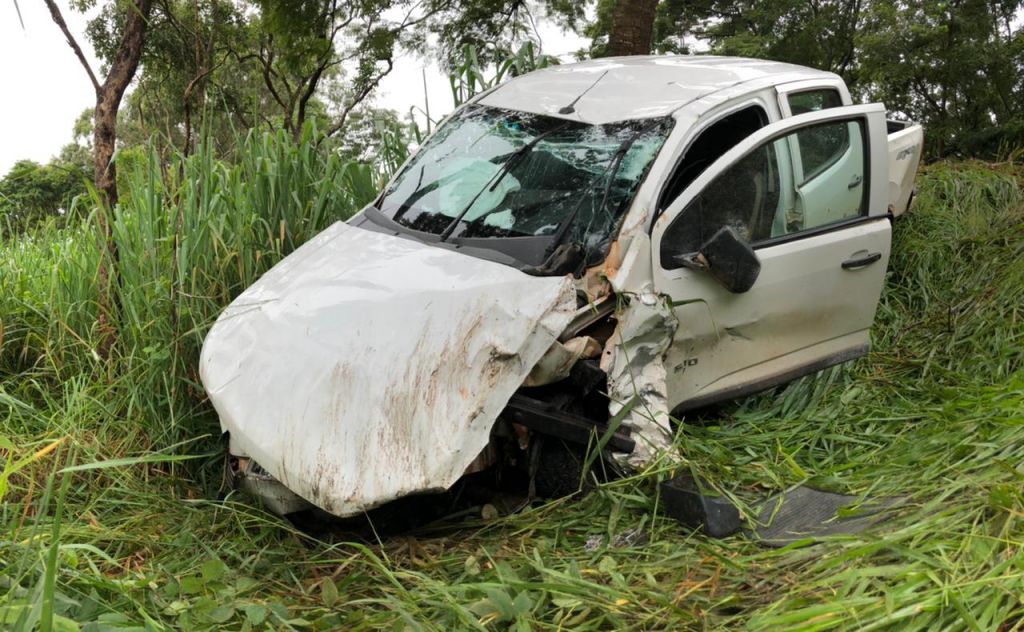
[651,104,891,414]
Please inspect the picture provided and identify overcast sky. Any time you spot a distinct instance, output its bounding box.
[0,2,587,176]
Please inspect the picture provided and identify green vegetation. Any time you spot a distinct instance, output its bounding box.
[1,126,1022,627]
[5,0,1022,627]
[0,159,88,238]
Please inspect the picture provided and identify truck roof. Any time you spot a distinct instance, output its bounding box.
[476,55,839,125]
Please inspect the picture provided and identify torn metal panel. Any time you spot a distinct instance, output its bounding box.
[580,238,623,301]
[200,222,576,517]
[559,297,614,342]
[600,284,679,468]
[608,232,654,294]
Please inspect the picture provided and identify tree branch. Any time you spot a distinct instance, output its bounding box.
[257,44,289,112]
[43,0,101,94]
[295,63,329,135]
[101,0,153,100]
[325,57,394,138]
[183,51,228,107]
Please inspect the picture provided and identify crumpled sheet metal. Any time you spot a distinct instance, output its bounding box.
[200,222,576,517]
[601,287,679,468]
[522,336,602,387]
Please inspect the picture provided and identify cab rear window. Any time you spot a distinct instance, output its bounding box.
[787,89,842,115]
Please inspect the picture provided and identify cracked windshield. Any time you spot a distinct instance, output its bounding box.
[377,105,672,266]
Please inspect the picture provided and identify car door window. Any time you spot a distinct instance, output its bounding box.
[657,105,767,211]
[660,118,868,267]
[795,122,850,183]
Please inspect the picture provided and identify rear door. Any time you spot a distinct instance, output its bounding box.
[651,104,891,413]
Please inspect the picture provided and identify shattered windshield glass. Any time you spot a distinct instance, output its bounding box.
[375,105,672,268]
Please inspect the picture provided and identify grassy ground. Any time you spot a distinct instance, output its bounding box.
[1,150,1022,630]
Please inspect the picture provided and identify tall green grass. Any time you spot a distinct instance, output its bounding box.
[0,157,1022,630]
[2,127,380,444]
[1,127,385,630]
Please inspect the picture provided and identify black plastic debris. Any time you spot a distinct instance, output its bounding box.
[661,477,906,546]
[660,475,743,538]
[747,486,906,547]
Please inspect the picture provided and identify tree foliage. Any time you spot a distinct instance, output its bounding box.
[681,0,1023,157]
[555,0,1024,158]
[8,0,1024,198]
[856,0,1024,156]
[0,159,88,236]
[85,0,506,151]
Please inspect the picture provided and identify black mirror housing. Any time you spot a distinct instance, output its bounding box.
[700,226,761,292]
[675,226,761,293]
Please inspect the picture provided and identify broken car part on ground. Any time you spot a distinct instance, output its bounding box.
[200,56,923,519]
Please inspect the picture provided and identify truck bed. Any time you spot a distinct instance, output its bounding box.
[886,119,924,217]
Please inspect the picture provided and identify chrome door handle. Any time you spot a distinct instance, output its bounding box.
[848,174,863,189]
[841,251,882,269]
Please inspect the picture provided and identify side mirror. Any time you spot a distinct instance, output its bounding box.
[675,226,761,293]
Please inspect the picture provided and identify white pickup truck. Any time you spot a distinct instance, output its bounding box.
[201,56,923,518]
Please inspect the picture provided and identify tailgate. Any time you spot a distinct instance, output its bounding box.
[886,120,924,217]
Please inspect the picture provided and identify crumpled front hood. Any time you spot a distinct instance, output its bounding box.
[200,221,576,517]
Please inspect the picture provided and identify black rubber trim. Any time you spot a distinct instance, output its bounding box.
[751,215,884,251]
[671,343,869,416]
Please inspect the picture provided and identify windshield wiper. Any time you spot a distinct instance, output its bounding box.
[487,121,571,193]
[438,121,571,241]
[546,119,666,256]
[391,165,429,223]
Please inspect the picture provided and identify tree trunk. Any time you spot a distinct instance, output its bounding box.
[46,0,152,214]
[45,0,153,358]
[607,0,660,56]
[93,95,120,207]
[93,0,152,207]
